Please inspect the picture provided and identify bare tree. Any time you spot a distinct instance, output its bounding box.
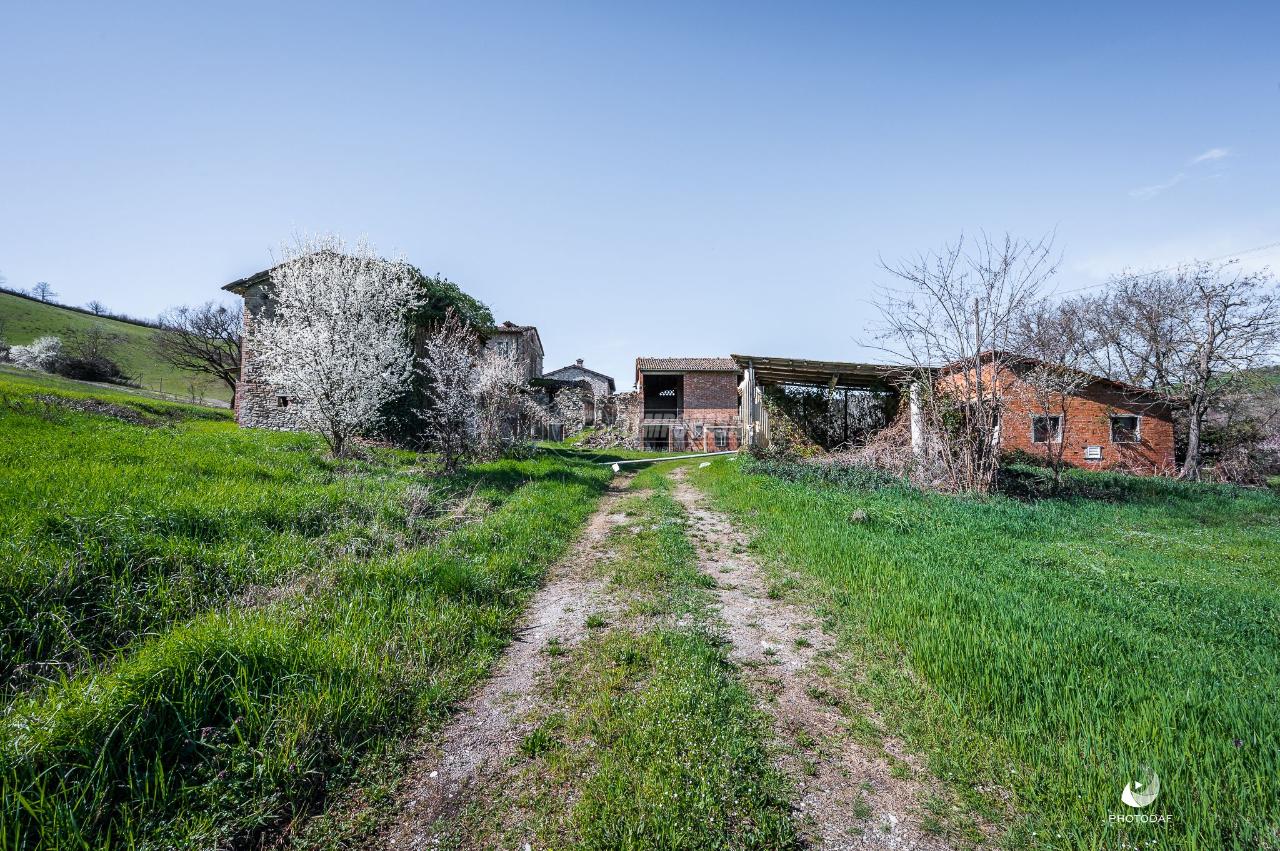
[875,233,1058,492]
[253,235,422,458]
[419,310,480,472]
[1008,299,1093,490]
[154,301,242,402]
[31,282,57,303]
[86,300,108,316]
[1082,262,1280,480]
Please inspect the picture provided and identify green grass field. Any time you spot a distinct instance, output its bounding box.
[693,458,1280,850]
[0,370,609,849]
[0,292,231,402]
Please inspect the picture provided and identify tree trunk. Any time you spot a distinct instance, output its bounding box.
[1181,403,1204,481]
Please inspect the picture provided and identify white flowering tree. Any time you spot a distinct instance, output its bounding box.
[253,235,421,458]
[475,345,547,456]
[419,310,480,472]
[419,311,550,471]
[10,335,64,372]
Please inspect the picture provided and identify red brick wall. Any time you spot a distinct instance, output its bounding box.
[682,371,740,421]
[993,368,1175,474]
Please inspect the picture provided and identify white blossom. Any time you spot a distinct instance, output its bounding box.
[253,234,420,457]
[10,335,63,372]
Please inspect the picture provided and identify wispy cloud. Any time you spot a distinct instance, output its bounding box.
[1130,147,1233,199]
[1130,172,1185,199]
[1189,147,1231,165]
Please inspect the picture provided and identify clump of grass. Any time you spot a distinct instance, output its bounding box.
[584,613,607,629]
[520,723,562,759]
[694,457,1280,847]
[0,377,437,690]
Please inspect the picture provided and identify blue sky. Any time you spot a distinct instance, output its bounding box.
[2,1,1277,387]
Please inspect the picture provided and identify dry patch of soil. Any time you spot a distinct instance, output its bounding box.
[670,466,959,850]
[381,475,632,849]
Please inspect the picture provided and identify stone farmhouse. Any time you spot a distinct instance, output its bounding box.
[223,266,617,441]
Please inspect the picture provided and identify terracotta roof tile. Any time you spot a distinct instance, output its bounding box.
[635,357,738,371]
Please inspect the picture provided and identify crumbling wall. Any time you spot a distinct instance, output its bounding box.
[235,282,310,431]
[575,391,641,449]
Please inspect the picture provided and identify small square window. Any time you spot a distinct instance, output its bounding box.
[1110,415,1140,443]
[277,396,289,408]
[1032,415,1062,444]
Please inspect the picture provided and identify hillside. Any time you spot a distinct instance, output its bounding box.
[0,292,231,403]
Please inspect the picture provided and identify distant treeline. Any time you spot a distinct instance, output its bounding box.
[0,285,164,330]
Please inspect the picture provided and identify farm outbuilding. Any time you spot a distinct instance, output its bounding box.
[732,351,1177,474]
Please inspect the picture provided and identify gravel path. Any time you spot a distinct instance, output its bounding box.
[670,466,956,850]
[381,475,632,849]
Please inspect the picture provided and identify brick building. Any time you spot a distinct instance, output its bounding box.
[941,354,1176,474]
[634,357,742,451]
[485,321,544,381]
[223,267,305,431]
[734,352,1176,475]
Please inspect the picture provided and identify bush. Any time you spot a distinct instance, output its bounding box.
[54,326,131,384]
[9,336,63,372]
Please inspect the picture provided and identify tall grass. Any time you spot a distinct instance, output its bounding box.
[694,458,1280,849]
[0,458,608,848]
[0,378,426,689]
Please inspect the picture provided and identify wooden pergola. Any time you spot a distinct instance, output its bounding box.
[730,354,913,450]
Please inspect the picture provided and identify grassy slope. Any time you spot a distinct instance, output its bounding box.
[0,370,428,689]
[693,458,1280,850]
[0,292,231,402]
[0,370,610,849]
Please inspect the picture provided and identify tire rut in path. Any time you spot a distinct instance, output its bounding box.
[670,466,956,851]
[382,475,633,850]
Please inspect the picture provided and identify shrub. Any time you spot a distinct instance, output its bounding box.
[54,326,131,383]
[9,336,63,372]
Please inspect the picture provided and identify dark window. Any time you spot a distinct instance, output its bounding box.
[1032,415,1062,444]
[1110,415,1140,443]
[713,427,729,449]
[277,396,289,408]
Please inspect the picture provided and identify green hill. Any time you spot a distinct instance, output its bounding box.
[0,292,231,403]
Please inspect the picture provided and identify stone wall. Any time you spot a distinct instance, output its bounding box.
[235,282,310,431]
[542,362,614,403]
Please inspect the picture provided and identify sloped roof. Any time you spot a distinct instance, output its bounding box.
[222,268,271,295]
[489,321,543,356]
[544,363,616,393]
[731,354,903,389]
[636,357,738,372]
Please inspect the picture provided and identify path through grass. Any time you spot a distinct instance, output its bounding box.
[454,464,797,849]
